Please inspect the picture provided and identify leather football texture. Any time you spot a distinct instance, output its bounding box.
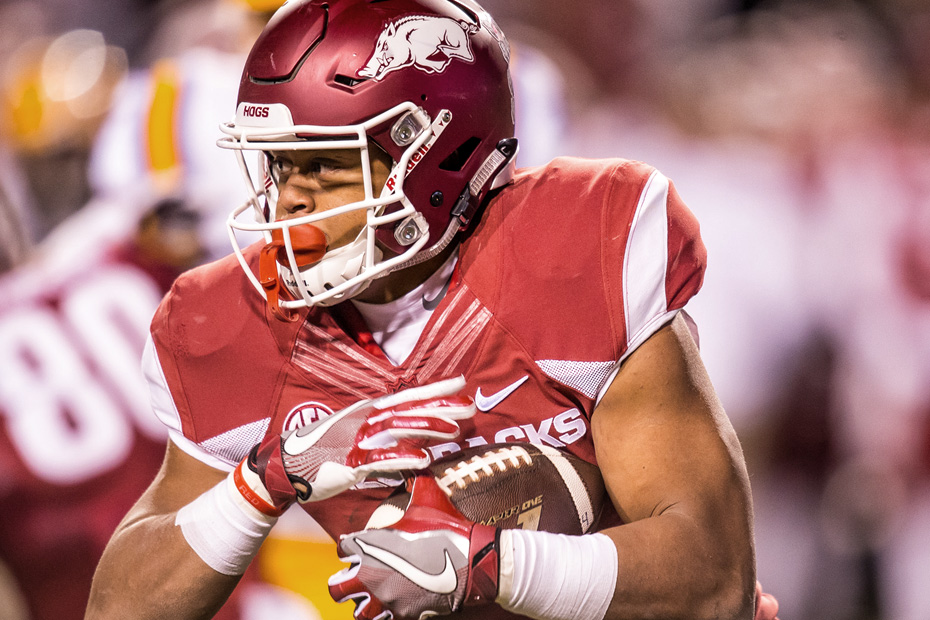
[367,443,606,535]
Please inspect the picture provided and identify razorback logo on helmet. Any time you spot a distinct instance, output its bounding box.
[358,15,478,81]
[283,401,335,432]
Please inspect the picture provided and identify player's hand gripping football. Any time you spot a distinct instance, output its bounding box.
[329,473,499,620]
[234,377,475,517]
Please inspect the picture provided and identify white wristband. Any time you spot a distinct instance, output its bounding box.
[497,529,618,620]
[175,472,279,576]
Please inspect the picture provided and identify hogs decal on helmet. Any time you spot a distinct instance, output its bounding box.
[218,0,517,313]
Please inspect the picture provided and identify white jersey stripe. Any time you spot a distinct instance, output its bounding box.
[403,284,468,373]
[419,298,486,380]
[143,335,183,435]
[293,341,387,396]
[302,323,397,380]
[623,170,670,350]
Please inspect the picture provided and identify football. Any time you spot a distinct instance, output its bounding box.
[367,443,606,535]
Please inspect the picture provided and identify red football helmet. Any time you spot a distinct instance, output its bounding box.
[218,0,517,310]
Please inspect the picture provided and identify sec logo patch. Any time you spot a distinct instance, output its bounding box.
[283,401,335,432]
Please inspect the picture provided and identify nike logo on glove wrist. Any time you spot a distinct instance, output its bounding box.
[474,376,529,412]
[356,538,458,594]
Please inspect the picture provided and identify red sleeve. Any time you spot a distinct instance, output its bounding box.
[603,163,705,358]
[149,248,301,451]
[459,157,706,405]
[665,178,706,312]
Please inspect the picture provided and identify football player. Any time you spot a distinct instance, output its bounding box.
[87,1,778,620]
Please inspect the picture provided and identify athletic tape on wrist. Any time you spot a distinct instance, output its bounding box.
[175,473,278,576]
[497,529,618,620]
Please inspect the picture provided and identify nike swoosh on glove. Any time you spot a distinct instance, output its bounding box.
[235,376,475,517]
[329,474,500,620]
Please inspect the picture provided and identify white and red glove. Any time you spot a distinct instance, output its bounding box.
[329,474,500,620]
[235,377,475,517]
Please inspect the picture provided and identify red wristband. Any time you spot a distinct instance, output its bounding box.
[233,460,284,517]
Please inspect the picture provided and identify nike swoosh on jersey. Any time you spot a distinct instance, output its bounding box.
[422,276,452,311]
[474,375,529,412]
[356,538,458,594]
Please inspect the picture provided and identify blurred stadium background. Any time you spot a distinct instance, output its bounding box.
[2,0,930,619]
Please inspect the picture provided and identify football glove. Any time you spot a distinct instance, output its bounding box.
[329,474,499,620]
[234,376,475,517]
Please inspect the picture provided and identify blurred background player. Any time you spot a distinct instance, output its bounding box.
[0,10,127,242]
[0,192,207,620]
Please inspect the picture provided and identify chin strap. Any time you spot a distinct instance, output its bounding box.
[377,216,461,277]
[259,225,327,322]
[454,137,519,227]
[381,137,519,278]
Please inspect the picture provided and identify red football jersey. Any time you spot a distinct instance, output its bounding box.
[148,158,706,614]
[151,156,705,522]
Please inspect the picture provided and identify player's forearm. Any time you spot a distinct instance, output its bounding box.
[86,512,241,620]
[597,512,756,620]
[87,462,280,620]
[496,511,754,620]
